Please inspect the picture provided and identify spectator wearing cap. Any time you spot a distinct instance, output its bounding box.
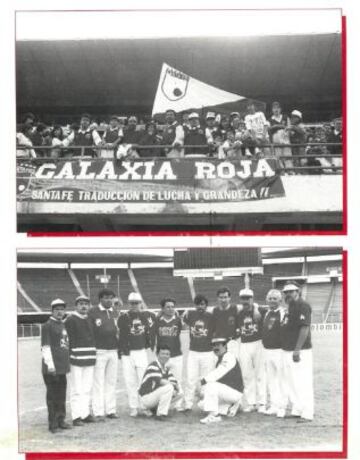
[138,121,164,157]
[237,288,267,413]
[88,289,119,421]
[198,337,244,424]
[183,112,212,156]
[16,123,37,158]
[268,102,292,166]
[261,289,287,417]
[286,110,306,165]
[280,282,314,422]
[117,292,152,417]
[162,109,185,158]
[65,295,96,426]
[244,102,270,154]
[63,113,103,157]
[41,299,71,433]
[100,115,124,159]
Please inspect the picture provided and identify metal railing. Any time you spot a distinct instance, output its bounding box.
[16,142,342,173]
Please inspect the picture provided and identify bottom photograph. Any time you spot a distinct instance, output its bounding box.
[17,246,345,456]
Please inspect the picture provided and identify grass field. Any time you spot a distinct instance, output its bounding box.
[18,330,343,453]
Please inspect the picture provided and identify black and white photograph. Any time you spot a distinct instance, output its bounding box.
[15,9,344,233]
[17,246,345,453]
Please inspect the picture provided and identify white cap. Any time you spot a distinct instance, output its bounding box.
[282,283,300,292]
[291,110,302,119]
[206,111,216,119]
[239,288,254,297]
[51,298,66,308]
[188,112,199,119]
[128,292,142,302]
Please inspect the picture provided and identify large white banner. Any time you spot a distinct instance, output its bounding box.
[152,63,245,115]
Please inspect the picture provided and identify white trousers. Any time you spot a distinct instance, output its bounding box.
[203,382,242,414]
[239,340,266,406]
[92,349,118,416]
[69,364,94,420]
[141,383,175,416]
[184,351,215,409]
[167,355,184,408]
[263,348,287,411]
[227,339,241,360]
[283,349,314,420]
[122,349,148,410]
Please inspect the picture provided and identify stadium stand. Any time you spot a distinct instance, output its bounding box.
[264,263,303,277]
[305,283,332,323]
[326,282,343,323]
[18,268,78,311]
[134,268,192,308]
[306,259,342,276]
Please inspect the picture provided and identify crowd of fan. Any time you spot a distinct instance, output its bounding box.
[16,101,342,171]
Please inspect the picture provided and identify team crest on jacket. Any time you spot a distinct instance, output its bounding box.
[161,67,189,101]
[60,330,69,348]
[95,318,102,327]
[241,317,258,336]
[191,320,208,337]
[130,319,145,335]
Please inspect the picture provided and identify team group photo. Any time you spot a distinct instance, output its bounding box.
[17,247,344,453]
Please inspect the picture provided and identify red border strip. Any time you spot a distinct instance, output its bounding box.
[24,249,348,460]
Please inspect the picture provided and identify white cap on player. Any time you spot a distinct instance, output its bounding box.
[128,292,142,302]
[282,283,300,292]
[239,288,254,297]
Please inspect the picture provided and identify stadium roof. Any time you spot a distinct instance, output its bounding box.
[16,33,341,122]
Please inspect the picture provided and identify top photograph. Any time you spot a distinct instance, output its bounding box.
[15,9,345,234]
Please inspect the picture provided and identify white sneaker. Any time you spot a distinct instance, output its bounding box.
[257,405,266,414]
[276,409,286,418]
[264,407,277,416]
[243,405,256,413]
[227,400,242,417]
[129,409,138,417]
[200,414,223,425]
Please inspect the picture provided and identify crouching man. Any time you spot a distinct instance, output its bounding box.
[199,337,244,424]
[138,345,180,421]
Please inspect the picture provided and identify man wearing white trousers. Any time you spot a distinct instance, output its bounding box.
[280,282,314,422]
[183,294,215,411]
[139,344,180,421]
[261,289,288,417]
[88,289,119,421]
[155,297,184,410]
[65,295,97,426]
[117,292,151,417]
[237,288,267,413]
[199,337,244,424]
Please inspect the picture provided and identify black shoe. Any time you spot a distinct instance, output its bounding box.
[154,415,167,421]
[72,418,84,427]
[58,421,72,429]
[94,415,106,422]
[49,426,60,433]
[106,413,119,419]
[82,415,96,423]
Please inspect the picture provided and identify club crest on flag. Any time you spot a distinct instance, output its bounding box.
[161,67,189,101]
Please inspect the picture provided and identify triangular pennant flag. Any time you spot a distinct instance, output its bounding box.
[152,63,245,116]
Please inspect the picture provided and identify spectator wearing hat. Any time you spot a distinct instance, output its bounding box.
[184,112,212,156]
[268,102,292,166]
[63,113,103,157]
[88,289,119,421]
[100,115,124,159]
[280,282,314,422]
[65,295,96,426]
[198,337,244,424]
[286,110,306,165]
[117,292,152,417]
[244,102,270,154]
[138,121,164,157]
[41,299,71,433]
[162,109,185,158]
[16,123,37,159]
[237,288,267,413]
